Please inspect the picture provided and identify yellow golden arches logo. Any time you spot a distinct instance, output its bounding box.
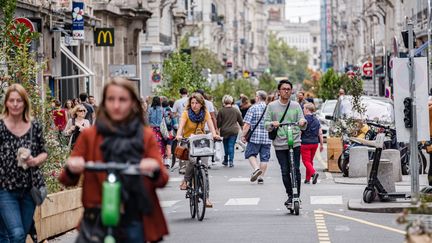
[94,28,114,46]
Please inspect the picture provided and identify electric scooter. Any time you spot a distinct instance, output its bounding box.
[83,162,153,243]
[360,134,410,203]
[279,122,301,215]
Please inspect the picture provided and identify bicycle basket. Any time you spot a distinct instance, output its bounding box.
[189,133,214,157]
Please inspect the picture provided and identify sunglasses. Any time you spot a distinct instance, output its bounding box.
[78,110,86,112]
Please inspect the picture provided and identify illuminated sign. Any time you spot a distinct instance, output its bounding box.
[94,28,114,46]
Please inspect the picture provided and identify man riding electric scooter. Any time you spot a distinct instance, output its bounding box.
[265,80,307,211]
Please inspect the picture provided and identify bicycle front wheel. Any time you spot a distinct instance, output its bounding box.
[196,165,207,221]
[189,177,196,219]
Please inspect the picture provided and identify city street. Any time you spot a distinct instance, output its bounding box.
[54,145,406,243]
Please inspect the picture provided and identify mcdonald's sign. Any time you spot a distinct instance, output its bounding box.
[94,28,114,46]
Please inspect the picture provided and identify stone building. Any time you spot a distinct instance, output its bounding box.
[326,0,431,96]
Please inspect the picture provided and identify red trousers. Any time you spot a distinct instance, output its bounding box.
[301,144,318,181]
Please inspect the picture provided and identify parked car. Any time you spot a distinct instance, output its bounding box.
[326,96,394,136]
[316,99,337,139]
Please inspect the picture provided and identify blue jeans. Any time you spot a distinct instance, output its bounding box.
[122,220,144,242]
[0,188,36,243]
[275,147,301,198]
[223,135,237,164]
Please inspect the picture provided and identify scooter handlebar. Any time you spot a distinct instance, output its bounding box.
[279,122,300,127]
[84,161,153,177]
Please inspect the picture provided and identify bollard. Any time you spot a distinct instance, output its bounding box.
[349,146,370,177]
[367,160,395,193]
[381,149,402,182]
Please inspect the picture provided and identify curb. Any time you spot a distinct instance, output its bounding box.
[348,199,417,213]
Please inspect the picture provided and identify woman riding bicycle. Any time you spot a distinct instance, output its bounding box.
[59,77,169,242]
[176,92,220,208]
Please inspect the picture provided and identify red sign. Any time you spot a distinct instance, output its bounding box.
[362,61,373,76]
[346,70,355,79]
[9,17,35,46]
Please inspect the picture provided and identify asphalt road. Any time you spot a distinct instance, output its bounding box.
[52,145,406,243]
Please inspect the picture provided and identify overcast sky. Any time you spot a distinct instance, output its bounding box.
[285,0,320,23]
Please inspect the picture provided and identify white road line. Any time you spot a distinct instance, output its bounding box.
[160,200,180,208]
[228,178,251,182]
[225,198,260,206]
[311,196,343,205]
[169,177,183,182]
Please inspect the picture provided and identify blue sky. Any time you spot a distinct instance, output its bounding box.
[285,0,320,23]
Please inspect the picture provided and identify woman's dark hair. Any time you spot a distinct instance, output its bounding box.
[97,77,145,128]
[168,100,174,108]
[278,79,293,90]
[162,100,169,108]
[151,96,161,108]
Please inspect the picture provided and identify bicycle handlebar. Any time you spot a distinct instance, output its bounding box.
[84,162,153,177]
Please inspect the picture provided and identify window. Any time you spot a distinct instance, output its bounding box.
[313,47,317,54]
[313,58,317,65]
[313,36,317,43]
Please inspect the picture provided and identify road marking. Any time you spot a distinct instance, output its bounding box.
[314,210,331,243]
[315,210,405,235]
[228,178,251,182]
[225,198,260,206]
[160,200,180,208]
[311,196,343,204]
[169,177,183,182]
[325,172,333,180]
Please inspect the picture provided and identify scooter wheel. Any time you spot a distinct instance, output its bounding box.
[294,201,300,215]
[363,189,376,203]
[341,158,349,177]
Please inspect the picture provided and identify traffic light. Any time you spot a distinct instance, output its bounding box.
[403,97,413,128]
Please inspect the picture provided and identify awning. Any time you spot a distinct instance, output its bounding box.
[56,43,95,80]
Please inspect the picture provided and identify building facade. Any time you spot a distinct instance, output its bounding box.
[266,0,321,71]
[325,0,431,96]
[180,0,268,79]
[7,0,184,101]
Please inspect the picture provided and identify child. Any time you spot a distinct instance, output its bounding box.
[301,103,324,184]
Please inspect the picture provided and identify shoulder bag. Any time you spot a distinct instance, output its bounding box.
[245,105,267,142]
[268,101,290,140]
[28,123,48,205]
[174,121,203,160]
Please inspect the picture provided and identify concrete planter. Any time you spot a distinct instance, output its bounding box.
[27,188,83,242]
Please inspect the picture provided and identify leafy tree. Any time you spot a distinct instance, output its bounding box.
[318,68,343,100]
[157,51,209,99]
[268,33,309,84]
[258,72,277,93]
[192,48,224,74]
[302,68,321,97]
[211,78,255,108]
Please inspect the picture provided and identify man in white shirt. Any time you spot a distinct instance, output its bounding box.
[172,88,189,118]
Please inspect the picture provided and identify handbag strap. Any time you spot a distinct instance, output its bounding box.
[279,101,291,123]
[249,104,267,137]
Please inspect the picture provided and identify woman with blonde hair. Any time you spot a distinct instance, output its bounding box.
[64,104,91,149]
[59,77,169,242]
[0,84,48,242]
[176,92,220,207]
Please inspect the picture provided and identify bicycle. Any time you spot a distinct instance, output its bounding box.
[181,134,221,221]
[82,161,153,243]
[278,122,301,215]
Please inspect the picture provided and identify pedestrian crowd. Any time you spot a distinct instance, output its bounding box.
[0,77,325,242]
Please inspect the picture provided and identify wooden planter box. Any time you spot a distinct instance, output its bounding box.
[406,234,432,243]
[327,137,342,172]
[27,188,83,242]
